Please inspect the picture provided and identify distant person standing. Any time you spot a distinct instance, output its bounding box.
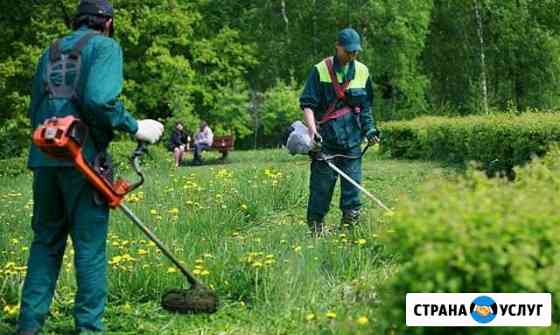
[192,121,213,164]
[299,27,379,236]
[169,121,190,168]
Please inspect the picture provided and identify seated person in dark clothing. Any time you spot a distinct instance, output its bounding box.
[193,121,213,164]
[169,121,190,168]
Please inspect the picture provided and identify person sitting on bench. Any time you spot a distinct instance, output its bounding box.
[193,121,213,164]
[169,121,190,168]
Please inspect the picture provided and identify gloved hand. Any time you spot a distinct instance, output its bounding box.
[366,128,380,145]
[310,133,323,153]
[308,133,324,160]
[135,119,164,144]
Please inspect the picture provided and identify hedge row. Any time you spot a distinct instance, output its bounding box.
[380,112,560,173]
[379,147,560,334]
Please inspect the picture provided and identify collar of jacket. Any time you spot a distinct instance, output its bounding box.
[332,55,356,81]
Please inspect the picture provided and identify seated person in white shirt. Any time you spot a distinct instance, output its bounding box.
[193,121,213,163]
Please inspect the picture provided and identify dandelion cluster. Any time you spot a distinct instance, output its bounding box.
[0,262,27,277]
[243,252,276,269]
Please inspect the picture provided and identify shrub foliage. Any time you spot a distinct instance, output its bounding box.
[379,147,560,334]
[381,112,560,174]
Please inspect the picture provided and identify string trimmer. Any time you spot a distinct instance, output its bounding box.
[32,115,218,314]
[312,138,393,214]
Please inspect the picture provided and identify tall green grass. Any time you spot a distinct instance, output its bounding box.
[0,145,446,334]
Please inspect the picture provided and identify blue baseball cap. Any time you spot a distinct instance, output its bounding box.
[76,0,114,17]
[337,28,362,53]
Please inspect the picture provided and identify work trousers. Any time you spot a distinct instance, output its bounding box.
[307,145,362,222]
[18,167,109,333]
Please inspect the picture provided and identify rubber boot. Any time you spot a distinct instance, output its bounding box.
[341,209,360,229]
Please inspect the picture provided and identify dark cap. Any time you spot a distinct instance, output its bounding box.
[337,28,362,53]
[76,0,114,17]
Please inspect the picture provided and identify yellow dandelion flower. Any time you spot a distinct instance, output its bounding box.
[326,311,337,319]
[3,304,20,316]
[150,209,157,215]
[252,261,263,268]
[110,256,122,264]
[240,204,248,210]
[137,249,148,256]
[356,315,369,325]
[305,313,316,321]
[193,269,201,275]
[122,254,135,262]
[167,267,177,273]
[356,239,367,245]
[195,259,204,264]
[201,270,210,276]
[293,246,302,252]
[168,208,179,214]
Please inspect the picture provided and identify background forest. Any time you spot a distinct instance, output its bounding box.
[1,0,560,156]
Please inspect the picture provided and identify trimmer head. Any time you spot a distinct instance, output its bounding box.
[161,287,219,314]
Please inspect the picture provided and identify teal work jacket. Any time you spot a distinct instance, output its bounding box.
[299,56,375,150]
[27,26,138,168]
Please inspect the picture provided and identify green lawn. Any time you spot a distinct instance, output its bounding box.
[0,147,454,334]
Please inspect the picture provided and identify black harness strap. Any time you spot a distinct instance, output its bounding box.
[69,32,99,59]
[49,39,62,63]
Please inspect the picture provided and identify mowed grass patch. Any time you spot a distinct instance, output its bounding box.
[0,147,452,334]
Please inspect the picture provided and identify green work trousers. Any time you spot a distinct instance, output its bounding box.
[307,146,362,222]
[18,167,109,333]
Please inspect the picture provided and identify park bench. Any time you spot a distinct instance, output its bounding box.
[207,135,235,160]
[170,134,235,162]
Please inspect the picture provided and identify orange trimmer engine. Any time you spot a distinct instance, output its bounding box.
[32,116,144,208]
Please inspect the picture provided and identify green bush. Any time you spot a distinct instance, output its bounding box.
[381,112,560,175]
[378,148,560,334]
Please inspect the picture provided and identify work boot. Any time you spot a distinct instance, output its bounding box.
[341,209,360,229]
[307,220,326,237]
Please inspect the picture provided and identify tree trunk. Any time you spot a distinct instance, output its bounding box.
[474,0,489,114]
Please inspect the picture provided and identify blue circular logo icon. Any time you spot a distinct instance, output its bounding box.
[470,296,498,324]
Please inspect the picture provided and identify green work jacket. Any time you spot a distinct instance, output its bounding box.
[27,26,138,168]
[299,56,375,150]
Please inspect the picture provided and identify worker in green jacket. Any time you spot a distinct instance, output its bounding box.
[299,28,380,235]
[17,1,163,334]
